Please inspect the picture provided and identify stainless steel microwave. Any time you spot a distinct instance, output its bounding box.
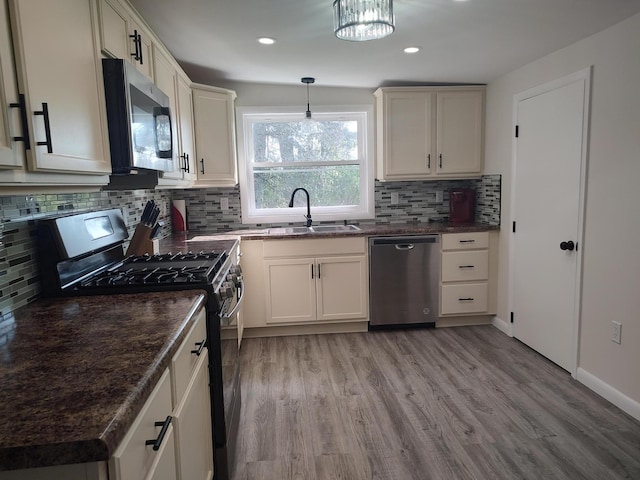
[102,59,173,174]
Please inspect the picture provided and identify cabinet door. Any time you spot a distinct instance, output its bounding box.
[97,0,129,60]
[436,90,483,176]
[0,0,25,168]
[193,87,238,186]
[173,352,214,480]
[380,91,435,179]
[176,74,196,182]
[129,17,154,80]
[8,0,111,174]
[147,425,177,480]
[264,258,316,324]
[153,48,181,180]
[316,255,368,322]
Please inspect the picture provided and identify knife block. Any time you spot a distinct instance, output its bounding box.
[125,224,159,256]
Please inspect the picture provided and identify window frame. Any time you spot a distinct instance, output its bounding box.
[236,105,375,225]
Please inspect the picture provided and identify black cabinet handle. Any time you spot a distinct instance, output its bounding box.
[137,33,144,65]
[458,265,475,269]
[130,30,141,62]
[9,94,31,149]
[459,239,475,244]
[311,264,314,279]
[191,339,206,356]
[458,297,474,301]
[145,416,172,451]
[317,263,321,279]
[560,240,575,251]
[180,153,190,172]
[439,153,443,168]
[200,158,205,174]
[427,153,431,169]
[33,102,53,153]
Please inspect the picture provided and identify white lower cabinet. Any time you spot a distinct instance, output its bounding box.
[172,352,213,480]
[110,306,212,480]
[261,238,368,326]
[439,231,497,318]
[109,369,175,480]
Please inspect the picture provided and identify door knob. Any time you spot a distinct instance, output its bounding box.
[560,240,575,251]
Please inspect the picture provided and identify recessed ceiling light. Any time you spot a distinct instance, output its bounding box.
[404,46,421,54]
[257,37,276,45]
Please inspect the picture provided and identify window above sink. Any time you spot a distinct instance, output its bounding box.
[236,106,375,225]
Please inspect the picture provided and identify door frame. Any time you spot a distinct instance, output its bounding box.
[507,67,592,378]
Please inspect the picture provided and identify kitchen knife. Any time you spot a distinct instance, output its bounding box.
[148,205,160,227]
[141,201,153,225]
[149,222,161,240]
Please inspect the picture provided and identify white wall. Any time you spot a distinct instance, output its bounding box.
[486,12,640,408]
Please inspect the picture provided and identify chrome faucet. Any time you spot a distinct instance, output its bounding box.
[288,187,312,227]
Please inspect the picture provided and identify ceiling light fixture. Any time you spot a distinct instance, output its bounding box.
[404,46,421,53]
[333,0,395,42]
[301,77,315,119]
[257,37,276,45]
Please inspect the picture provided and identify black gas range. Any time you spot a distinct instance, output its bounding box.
[36,209,242,480]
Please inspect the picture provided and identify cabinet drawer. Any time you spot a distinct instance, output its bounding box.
[441,283,488,314]
[442,232,489,250]
[442,250,489,282]
[171,307,207,407]
[110,369,174,480]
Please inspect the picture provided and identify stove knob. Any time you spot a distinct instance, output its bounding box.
[226,273,241,287]
[218,282,235,301]
[229,265,243,276]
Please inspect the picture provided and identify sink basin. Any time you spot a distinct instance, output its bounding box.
[310,225,361,233]
[267,226,311,234]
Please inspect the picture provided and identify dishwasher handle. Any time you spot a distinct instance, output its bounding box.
[395,244,415,250]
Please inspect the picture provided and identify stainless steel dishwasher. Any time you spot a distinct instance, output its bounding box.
[369,235,440,328]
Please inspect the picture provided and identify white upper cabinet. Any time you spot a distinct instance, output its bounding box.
[192,84,238,187]
[0,0,25,169]
[98,0,154,80]
[153,47,196,187]
[374,86,485,181]
[0,0,111,186]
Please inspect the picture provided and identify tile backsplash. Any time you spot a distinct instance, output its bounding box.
[1,174,500,316]
[0,190,171,317]
[173,174,501,232]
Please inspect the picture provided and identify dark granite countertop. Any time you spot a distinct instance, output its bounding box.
[163,222,498,247]
[0,291,206,471]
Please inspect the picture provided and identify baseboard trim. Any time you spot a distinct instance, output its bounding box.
[243,321,369,338]
[492,315,512,336]
[576,367,640,422]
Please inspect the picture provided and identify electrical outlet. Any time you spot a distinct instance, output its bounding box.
[436,190,444,203]
[611,321,622,344]
[390,192,399,205]
[220,197,229,211]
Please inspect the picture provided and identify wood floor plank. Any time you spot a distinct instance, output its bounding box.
[233,326,640,480]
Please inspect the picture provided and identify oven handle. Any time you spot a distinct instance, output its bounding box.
[222,278,245,319]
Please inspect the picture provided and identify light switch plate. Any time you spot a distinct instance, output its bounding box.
[436,190,444,203]
[220,197,229,211]
[390,192,399,205]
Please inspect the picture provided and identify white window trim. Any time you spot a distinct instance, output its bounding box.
[236,105,375,225]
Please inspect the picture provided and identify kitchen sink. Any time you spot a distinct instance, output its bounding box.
[267,226,311,234]
[310,225,361,233]
[266,225,361,234]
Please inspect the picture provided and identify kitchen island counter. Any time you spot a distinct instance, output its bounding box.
[0,291,206,471]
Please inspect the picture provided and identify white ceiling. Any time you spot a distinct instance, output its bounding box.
[128,0,640,88]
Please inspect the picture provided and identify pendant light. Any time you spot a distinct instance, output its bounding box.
[333,0,395,42]
[301,77,315,119]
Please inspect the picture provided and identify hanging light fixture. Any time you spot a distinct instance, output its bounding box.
[333,0,395,42]
[301,77,315,119]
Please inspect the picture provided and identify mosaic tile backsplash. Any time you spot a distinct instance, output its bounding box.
[0,190,171,317]
[173,174,501,232]
[1,174,499,316]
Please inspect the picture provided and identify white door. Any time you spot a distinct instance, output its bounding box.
[511,69,590,373]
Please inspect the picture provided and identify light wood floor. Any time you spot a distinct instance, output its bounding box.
[232,326,640,480]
